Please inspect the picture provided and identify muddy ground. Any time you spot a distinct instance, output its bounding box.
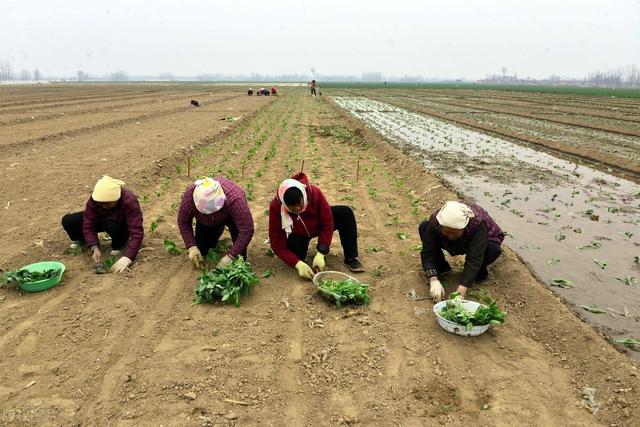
[0,85,639,426]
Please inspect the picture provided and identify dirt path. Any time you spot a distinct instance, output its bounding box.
[0,88,638,426]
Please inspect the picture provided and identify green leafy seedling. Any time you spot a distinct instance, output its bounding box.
[580,305,606,314]
[550,278,574,288]
[163,239,183,255]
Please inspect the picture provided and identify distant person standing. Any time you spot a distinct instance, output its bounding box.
[308,79,317,96]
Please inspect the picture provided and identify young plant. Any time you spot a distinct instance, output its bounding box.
[580,304,606,314]
[615,339,640,351]
[593,259,607,270]
[438,293,506,331]
[550,278,574,288]
[3,268,61,288]
[163,239,183,255]
[615,276,637,286]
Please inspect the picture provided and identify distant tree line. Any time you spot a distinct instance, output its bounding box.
[584,65,640,88]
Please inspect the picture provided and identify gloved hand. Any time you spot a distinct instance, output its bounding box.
[295,261,314,280]
[429,278,445,302]
[111,256,132,273]
[216,254,233,269]
[188,246,203,268]
[91,246,102,264]
[312,252,326,273]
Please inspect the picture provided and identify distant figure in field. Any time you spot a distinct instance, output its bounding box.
[190,99,200,107]
[247,88,253,96]
[270,86,277,96]
[308,79,317,96]
[260,88,270,96]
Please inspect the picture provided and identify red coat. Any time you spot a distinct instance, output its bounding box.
[268,172,334,267]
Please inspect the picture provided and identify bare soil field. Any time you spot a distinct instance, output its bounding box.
[1,85,639,426]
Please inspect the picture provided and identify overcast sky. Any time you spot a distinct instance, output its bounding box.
[1,0,639,79]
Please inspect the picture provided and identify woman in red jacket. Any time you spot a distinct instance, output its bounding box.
[268,172,365,280]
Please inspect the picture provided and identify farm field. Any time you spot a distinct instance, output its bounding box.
[0,84,639,426]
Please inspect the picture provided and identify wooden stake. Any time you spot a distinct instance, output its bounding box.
[300,159,305,173]
[356,159,360,181]
[187,156,191,178]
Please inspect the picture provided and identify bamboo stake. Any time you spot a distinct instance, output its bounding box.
[300,159,305,173]
[356,159,360,181]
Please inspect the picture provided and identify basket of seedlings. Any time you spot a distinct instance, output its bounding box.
[2,261,66,293]
[194,257,259,307]
[312,271,370,308]
[433,293,506,337]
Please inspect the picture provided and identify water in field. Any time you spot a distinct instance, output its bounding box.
[334,96,640,356]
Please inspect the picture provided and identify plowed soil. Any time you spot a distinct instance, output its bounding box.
[0,85,638,426]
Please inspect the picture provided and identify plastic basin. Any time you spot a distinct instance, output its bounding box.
[433,299,490,337]
[17,261,65,293]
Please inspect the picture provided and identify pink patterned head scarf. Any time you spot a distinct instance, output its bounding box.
[277,179,308,236]
[193,178,226,214]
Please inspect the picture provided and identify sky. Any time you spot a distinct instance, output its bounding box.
[1,0,639,79]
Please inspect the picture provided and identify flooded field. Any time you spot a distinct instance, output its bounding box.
[333,96,640,356]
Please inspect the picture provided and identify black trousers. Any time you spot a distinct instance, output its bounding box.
[61,211,129,250]
[195,220,246,259]
[286,205,358,262]
[311,88,316,96]
[428,239,502,282]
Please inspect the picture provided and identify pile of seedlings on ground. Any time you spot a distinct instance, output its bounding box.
[194,257,259,307]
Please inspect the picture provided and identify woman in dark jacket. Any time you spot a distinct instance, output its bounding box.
[268,172,364,280]
[61,176,144,273]
[419,201,504,301]
[177,177,254,270]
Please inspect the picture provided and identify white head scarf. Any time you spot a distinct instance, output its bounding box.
[436,201,475,229]
[92,176,125,202]
[277,179,308,236]
[193,178,226,214]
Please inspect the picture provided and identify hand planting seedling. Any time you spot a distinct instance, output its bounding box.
[163,239,183,255]
[3,268,61,288]
[194,257,259,307]
[317,279,370,308]
[438,293,506,332]
[95,255,117,274]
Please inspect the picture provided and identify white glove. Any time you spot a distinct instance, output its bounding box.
[188,246,203,268]
[312,252,326,273]
[111,256,132,273]
[295,261,314,280]
[216,254,233,269]
[429,278,445,302]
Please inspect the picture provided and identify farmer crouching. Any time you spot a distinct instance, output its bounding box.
[419,201,504,301]
[178,177,254,270]
[268,172,365,280]
[61,176,144,273]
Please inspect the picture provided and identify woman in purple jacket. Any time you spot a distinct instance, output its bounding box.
[419,201,504,301]
[61,176,144,273]
[177,177,254,270]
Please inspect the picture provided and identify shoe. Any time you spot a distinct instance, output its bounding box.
[69,242,79,249]
[110,249,121,256]
[345,258,365,273]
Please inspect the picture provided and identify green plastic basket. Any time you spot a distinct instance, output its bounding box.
[18,261,65,293]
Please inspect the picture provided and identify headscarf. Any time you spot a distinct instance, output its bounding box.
[193,178,226,214]
[436,201,475,229]
[277,179,308,236]
[92,176,125,202]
